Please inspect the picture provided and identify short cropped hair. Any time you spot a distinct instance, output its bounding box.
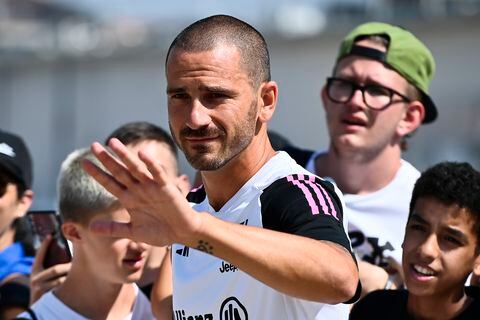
[106,121,178,160]
[409,161,480,247]
[165,14,271,89]
[57,148,119,224]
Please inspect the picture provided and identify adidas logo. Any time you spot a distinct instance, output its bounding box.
[176,246,189,257]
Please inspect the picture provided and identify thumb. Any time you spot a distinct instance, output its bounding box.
[32,235,52,274]
[89,220,132,238]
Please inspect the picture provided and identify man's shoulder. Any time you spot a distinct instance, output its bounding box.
[262,173,338,199]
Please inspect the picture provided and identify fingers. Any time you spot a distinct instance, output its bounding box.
[108,138,154,183]
[138,149,169,184]
[30,262,71,304]
[82,158,127,198]
[91,141,140,188]
[31,235,53,274]
[89,219,133,239]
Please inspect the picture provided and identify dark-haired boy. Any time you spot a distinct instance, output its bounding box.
[350,161,480,319]
[0,130,35,319]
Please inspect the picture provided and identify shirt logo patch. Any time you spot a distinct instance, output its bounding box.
[220,296,248,320]
[176,246,190,257]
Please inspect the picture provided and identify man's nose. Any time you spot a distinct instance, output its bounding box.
[186,99,212,129]
[345,87,367,110]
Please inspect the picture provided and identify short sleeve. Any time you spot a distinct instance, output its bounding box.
[260,174,351,251]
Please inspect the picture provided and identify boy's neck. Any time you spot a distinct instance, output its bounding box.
[407,289,471,320]
[54,264,137,320]
[316,145,402,195]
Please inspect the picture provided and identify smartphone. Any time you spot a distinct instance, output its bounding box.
[27,210,72,269]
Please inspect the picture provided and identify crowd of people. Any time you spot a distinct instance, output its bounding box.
[1,14,479,320]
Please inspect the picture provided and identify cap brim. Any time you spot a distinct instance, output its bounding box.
[421,92,438,124]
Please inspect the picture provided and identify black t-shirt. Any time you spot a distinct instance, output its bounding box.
[350,288,480,320]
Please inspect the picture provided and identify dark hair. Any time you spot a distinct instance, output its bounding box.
[165,14,270,89]
[105,121,178,160]
[409,161,480,246]
[0,166,26,200]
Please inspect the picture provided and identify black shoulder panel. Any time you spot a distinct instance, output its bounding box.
[187,185,207,204]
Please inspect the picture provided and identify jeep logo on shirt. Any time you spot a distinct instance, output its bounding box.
[219,261,238,273]
[219,297,248,320]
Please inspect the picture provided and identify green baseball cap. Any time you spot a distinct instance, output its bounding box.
[337,22,437,124]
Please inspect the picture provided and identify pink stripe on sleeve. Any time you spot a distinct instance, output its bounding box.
[304,176,331,217]
[287,175,319,215]
[308,176,338,220]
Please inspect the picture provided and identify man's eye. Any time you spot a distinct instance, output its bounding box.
[366,86,390,97]
[207,92,228,99]
[171,93,188,99]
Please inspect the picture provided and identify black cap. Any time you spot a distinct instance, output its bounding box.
[0,130,33,189]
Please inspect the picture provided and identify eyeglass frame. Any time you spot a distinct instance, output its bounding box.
[325,77,412,111]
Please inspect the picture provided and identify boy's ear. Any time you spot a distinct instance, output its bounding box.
[61,222,82,242]
[13,189,34,219]
[472,254,480,279]
[396,101,425,137]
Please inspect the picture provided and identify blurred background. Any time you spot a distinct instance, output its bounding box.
[1,0,480,209]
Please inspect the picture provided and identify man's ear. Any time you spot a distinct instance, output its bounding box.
[320,84,329,111]
[176,174,192,197]
[257,81,278,123]
[396,101,425,137]
[14,189,34,219]
[62,222,82,242]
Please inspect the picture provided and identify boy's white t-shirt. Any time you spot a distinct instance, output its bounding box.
[306,152,420,265]
[17,284,154,320]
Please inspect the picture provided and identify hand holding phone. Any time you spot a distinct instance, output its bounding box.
[29,235,71,304]
[27,211,72,269]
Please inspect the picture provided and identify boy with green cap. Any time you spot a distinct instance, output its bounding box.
[285,22,438,296]
[350,161,480,319]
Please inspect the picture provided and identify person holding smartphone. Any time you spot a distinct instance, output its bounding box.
[0,129,35,319]
[18,148,155,319]
[27,122,191,308]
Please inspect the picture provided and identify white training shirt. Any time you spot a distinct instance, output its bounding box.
[172,151,356,320]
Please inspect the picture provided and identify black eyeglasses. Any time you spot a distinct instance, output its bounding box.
[326,77,411,110]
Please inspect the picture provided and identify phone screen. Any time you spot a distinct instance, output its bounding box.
[27,210,72,268]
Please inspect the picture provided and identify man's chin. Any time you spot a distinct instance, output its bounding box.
[188,154,225,171]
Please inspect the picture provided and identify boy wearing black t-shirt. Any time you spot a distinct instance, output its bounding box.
[350,162,480,319]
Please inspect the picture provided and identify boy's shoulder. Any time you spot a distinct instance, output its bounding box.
[459,286,480,319]
[350,289,410,320]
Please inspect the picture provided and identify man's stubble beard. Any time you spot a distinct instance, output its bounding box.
[170,101,258,171]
